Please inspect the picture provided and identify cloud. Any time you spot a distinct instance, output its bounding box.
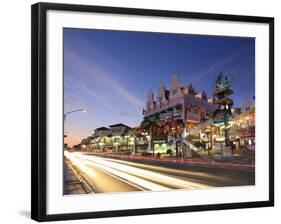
[64,94,78,106]
[65,49,144,110]
[77,82,117,112]
[207,47,250,74]
[77,82,141,119]
[78,82,101,98]
[186,46,252,93]
[116,111,140,117]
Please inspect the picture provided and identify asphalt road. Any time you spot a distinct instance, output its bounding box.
[64,151,254,194]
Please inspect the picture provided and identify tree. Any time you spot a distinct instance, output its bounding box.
[140,113,160,156]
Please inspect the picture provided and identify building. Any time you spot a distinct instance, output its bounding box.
[92,127,111,138]
[91,123,136,152]
[143,74,217,130]
[229,106,255,150]
[142,74,217,153]
[189,97,255,153]
[109,123,134,151]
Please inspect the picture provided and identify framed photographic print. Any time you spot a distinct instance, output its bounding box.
[31,2,274,222]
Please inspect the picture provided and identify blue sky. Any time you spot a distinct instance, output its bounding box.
[64,28,255,146]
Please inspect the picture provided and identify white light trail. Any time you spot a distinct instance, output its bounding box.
[69,152,211,191]
[65,151,97,178]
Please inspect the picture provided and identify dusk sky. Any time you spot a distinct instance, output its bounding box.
[64,28,255,146]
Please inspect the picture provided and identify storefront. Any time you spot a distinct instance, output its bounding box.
[152,136,170,153]
[241,127,255,150]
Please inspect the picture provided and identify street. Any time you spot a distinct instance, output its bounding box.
[64,151,254,194]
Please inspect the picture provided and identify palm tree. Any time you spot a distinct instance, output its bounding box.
[140,113,160,156]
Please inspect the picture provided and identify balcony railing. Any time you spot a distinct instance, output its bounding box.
[165,112,173,119]
[160,113,166,121]
[186,112,201,122]
[173,109,183,117]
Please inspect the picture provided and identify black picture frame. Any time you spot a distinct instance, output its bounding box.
[31,2,274,222]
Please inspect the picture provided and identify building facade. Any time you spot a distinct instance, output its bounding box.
[91,123,135,152]
[144,74,217,128]
[143,73,217,136]
[141,74,218,154]
[189,97,255,153]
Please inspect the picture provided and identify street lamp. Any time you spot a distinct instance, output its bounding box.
[64,108,86,121]
[64,109,86,152]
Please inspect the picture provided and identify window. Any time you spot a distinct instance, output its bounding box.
[172,89,177,95]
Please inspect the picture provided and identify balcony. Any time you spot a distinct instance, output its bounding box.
[165,112,173,119]
[173,109,183,117]
[160,113,166,121]
[186,112,201,122]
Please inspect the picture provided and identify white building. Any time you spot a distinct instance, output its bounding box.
[143,74,217,130]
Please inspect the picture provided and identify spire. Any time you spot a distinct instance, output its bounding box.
[241,96,252,112]
[147,88,154,102]
[170,73,180,90]
[146,89,154,111]
[170,73,181,98]
[157,82,166,101]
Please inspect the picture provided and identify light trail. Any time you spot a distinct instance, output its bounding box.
[79,154,210,189]
[66,152,211,192]
[65,151,97,178]
[71,152,170,191]
[100,157,233,181]
[83,160,168,191]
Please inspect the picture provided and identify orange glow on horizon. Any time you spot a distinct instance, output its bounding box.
[64,133,89,147]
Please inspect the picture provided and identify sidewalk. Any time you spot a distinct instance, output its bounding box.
[64,158,91,195]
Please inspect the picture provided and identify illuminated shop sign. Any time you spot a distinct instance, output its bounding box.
[153,140,166,144]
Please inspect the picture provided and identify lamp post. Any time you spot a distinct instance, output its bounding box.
[64,108,86,121]
[64,109,86,151]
